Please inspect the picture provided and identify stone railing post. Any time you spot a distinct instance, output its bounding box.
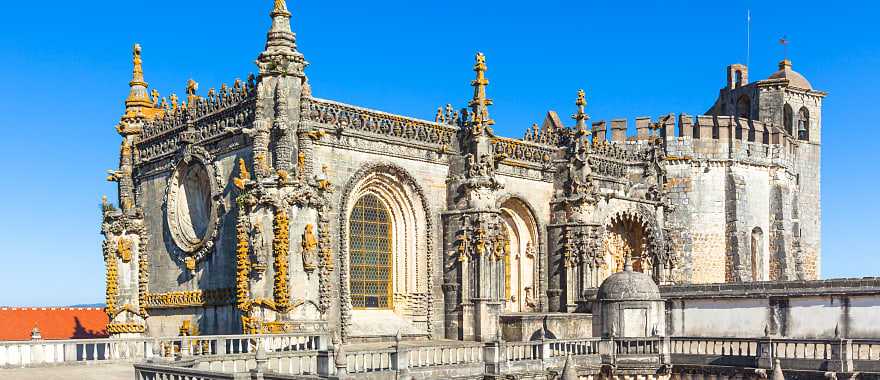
[484,340,501,376]
[756,338,774,369]
[660,337,672,365]
[216,337,227,356]
[828,339,854,373]
[251,339,268,380]
[598,338,615,365]
[179,337,191,358]
[316,348,333,377]
[540,335,551,364]
[393,337,411,380]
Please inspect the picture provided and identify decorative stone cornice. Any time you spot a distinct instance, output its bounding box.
[143,288,235,309]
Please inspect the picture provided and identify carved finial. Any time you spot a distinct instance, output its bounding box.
[122,43,160,122]
[468,52,494,134]
[186,79,199,106]
[560,355,577,380]
[572,89,589,135]
[771,359,784,380]
[273,0,290,15]
[259,0,304,76]
[834,323,840,338]
[623,254,633,272]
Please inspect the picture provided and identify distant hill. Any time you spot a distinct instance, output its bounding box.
[68,303,105,308]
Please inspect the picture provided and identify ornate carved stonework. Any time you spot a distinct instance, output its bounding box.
[164,146,223,270]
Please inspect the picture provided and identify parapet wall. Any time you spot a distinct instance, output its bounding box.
[660,278,880,339]
[590,114,798,167]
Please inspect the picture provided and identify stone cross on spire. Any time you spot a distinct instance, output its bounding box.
[257,0,307,76]
[468,52,494,135]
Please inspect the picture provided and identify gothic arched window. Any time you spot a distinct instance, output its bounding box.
[798,107,810,141]
[349,193,393,309]
[736,95,751,119]
[784,104,794,135]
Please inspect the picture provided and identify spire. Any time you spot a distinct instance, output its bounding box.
[468,52,494,134]
[572,89,589,135]
[624,254,634,272]
[771,359,785,380]
[258,0,306,76]
[121,44,162,124]
[560,355,578,380]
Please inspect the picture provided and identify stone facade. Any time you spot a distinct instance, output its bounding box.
[99,1,823,341]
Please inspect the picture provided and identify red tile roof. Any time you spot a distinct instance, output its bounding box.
[0,308,109,341]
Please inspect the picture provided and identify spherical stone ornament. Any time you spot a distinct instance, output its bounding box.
[165,147,223,268]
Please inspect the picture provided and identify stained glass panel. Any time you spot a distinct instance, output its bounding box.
[349,194,393,309]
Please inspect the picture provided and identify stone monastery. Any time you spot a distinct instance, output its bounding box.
[101,0,825,343]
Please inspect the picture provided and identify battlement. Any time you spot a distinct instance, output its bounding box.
[588,114,798,167]
[589,114,788,144]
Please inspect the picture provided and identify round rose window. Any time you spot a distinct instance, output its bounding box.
[167,159,219,253]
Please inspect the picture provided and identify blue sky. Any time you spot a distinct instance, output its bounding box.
[0,1,877,306]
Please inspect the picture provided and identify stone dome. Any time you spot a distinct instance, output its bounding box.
[597,263,661,301]
[767,59,812,90]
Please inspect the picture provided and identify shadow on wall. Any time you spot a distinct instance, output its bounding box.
[71,317,109,339]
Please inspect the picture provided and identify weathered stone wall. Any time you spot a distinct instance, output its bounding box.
[662,279,880,339]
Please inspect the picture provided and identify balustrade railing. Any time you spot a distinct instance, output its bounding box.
[852,339,880,361]
[614,337,661,355]
[345,348,394,374]
[670,337,757,356]
[0,332,325,368]
[502,341,541,362]
[409,342,483,368]
[772,339,831,360]
[548,338,600,358]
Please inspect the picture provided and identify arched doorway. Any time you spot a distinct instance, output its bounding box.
[500,198,539,313]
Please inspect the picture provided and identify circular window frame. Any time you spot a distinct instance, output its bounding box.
[164,147,222,266]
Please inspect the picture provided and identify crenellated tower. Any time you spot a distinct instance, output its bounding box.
[706,59,825,281]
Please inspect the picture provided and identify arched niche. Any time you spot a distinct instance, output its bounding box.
[499,197,540,313]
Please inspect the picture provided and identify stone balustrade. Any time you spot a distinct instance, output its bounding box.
[0,332,325,369]
[669,336,880,373]
[25,335,880,379]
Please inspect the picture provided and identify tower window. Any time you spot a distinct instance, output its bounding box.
[784,104,794,136]
[798,107,810,141]
[736,95,751,119]
[349,193,393,309]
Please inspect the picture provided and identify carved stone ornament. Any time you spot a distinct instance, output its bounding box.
[164,146,223,268]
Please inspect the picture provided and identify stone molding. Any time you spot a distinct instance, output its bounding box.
[337,162,435,340]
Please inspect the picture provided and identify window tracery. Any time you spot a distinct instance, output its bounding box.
[349,194,393,309]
